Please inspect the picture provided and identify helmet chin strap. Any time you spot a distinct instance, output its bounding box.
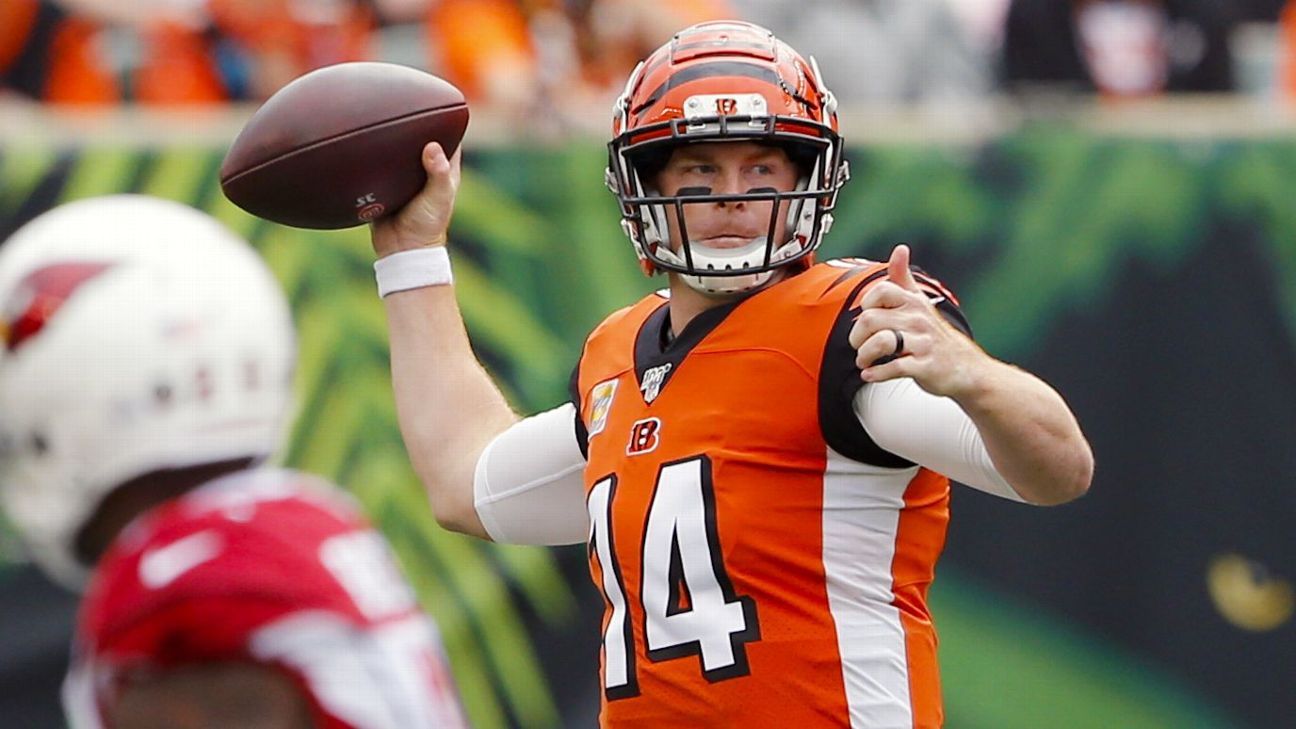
[657,236,802,295]
[631,177,815,295]
[681,270,773,296]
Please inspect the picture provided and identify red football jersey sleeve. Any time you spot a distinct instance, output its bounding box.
[65,468,466,729]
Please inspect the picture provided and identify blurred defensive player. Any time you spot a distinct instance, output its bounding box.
[0,195,466,729]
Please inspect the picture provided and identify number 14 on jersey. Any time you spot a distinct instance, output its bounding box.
[587,456,761,699]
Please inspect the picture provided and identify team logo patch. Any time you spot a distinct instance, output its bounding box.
[640,363,672,403]
[2,262,115,352]
[627,418,661,455]
[587,379,618,437]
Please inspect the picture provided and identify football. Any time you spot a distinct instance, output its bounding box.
[219,62,469,230]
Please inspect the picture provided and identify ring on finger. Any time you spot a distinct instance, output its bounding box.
[891,329,905,356]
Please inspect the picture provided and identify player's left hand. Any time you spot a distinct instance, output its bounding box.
[848,244,988,399]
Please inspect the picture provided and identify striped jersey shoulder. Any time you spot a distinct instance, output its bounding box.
[778,258,888,300]
[910,267,960,307]
[815,259,963,309]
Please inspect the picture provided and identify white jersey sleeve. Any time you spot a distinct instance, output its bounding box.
[853,378,1024,502]
[472,403,590,545]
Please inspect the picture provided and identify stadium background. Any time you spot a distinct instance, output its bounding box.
[1,101,1293,728]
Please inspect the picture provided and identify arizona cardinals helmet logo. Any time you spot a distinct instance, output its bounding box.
[2,262,115,352]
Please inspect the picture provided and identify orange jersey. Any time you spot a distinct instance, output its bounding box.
[571,260,968,728]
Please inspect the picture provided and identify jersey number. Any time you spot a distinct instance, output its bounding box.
[587,456,760,700]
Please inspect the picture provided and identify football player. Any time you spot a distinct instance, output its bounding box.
[368,20,1094,728]
[0,195,466,729]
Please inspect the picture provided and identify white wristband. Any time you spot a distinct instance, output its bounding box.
[374,246,453,297]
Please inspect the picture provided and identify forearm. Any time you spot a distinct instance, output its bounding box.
[385,284,517,536]
[952,359,1093,505]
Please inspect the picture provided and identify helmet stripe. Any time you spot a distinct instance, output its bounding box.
[633,62,785,115]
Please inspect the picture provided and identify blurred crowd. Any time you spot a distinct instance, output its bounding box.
[3,0,1296,119]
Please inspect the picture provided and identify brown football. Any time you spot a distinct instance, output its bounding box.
[220,62,469,230]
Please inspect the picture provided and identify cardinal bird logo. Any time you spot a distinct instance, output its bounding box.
[1,262,115,352]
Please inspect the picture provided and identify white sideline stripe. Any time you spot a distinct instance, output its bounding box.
[822,447,921,728]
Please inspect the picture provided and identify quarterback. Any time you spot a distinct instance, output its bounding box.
[369,21,1093,728]
[0,196,466,728]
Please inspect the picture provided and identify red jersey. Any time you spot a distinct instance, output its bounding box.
[571,260,968,728]
[64,468,466,729]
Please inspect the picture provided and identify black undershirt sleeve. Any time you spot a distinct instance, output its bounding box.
[569,356,590,461]
[817,267,973,468]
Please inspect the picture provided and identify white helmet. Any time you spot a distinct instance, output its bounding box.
[0,195,295,589]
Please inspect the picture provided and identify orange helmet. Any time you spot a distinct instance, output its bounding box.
[606,20,849,294]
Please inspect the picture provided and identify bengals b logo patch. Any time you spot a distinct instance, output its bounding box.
[626,418,661,455]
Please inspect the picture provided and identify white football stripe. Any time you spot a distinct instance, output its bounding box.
[822,447,919,728]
